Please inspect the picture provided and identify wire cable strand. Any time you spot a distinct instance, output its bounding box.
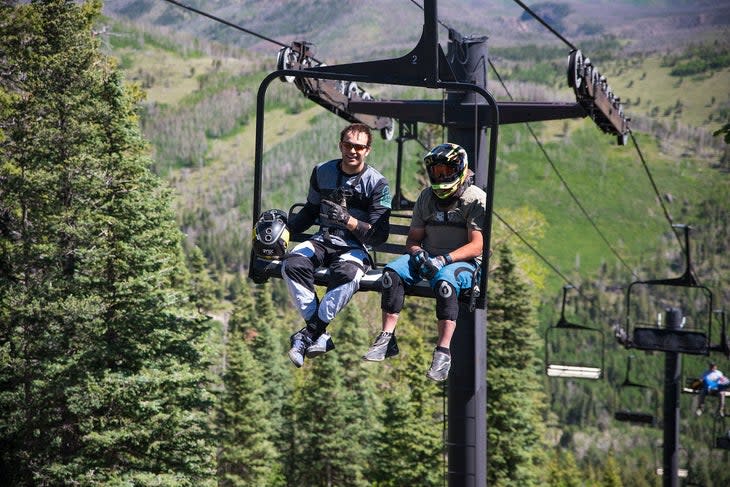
[408,0,453,32]
[493,210,580,289]
[507,2,696,280]
[161,0,286,47]
[489,60,641,280]
[628,130,702,285]
[510,0,576,51]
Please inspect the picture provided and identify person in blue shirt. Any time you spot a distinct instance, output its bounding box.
[696,362,730,416]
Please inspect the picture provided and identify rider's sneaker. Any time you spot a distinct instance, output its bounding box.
[305,332,335,358]
[426,349,451,382]
[288,329,313,368]
[363,332,399,361]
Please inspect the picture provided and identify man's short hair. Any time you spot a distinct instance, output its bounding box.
[340,123,372,147]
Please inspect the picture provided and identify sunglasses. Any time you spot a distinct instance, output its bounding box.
[427,162,460,182]
[341,141,370,152]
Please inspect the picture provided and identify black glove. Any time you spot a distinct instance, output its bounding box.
[410,249,429,269]
[320,199,350,228]
[410,250,444,280]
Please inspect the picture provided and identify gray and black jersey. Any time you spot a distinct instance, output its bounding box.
[288,159,392,249]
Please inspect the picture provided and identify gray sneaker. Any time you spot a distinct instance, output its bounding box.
[305,332,335,358]
[288,330,313,368]
[363,332,399,361]
[426,350,451,382]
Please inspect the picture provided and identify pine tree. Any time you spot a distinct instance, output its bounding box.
[546,449,583,487]
[329,303,381,427]
[217,317,283,486]
[246,282,291,453]
[0,1,215,484]
[601,453,623,487]
[368,302,444,486]
[289,351,370,486]
[487,246,549,486]
[186,244,218,313]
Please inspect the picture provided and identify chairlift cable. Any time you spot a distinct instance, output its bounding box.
[160,0,324,64]
[412,136,431,152]
[506,3,698,278]
[510,0,577,51]
[407,0,453,32]
[493,210,580,292]
[489,60,641,281]
[628,130,694,275]
[493,210,620,329]
[527,128,641,279]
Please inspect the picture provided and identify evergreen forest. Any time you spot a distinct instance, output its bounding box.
[1,1,729,486]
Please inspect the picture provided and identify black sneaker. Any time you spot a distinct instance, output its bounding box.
[363,332,399,361]
[288,329,313,368]
[426,349,451,382]
[305,332,335,358]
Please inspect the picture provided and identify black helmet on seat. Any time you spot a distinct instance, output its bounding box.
[253,209,289,260]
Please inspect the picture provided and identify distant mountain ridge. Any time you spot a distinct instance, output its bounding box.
[103,0,730,61]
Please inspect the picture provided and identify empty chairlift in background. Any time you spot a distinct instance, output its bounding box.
[613,355,659,426]
[654,443,690,479]
[624,225,714,355]
[713,416,730,450]
[545,285,605,380]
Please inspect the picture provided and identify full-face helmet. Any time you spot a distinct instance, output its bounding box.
[423,143,469,199]
[252,209,289,260]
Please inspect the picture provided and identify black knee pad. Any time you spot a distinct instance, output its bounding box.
[328,260,362,289]
[381,269,405,313]
[283,253,314,285]
[435,281,458,320]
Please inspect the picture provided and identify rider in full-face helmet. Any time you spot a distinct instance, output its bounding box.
[363,142,487,382]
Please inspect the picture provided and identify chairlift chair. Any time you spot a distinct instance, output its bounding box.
[625,225,713,355]
[613,355,659,426]
[248,30,502,310]
[545,286,605,380]
[713,415,730,450]
[653,442,690,479]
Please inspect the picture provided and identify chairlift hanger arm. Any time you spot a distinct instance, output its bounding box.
[545,286,605,380]
[276,42,394,137]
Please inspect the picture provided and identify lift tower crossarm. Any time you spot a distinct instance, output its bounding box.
[349,99,587,126]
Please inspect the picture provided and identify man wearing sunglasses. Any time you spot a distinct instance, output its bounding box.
[282,123,392,368]
[363,142,486,382]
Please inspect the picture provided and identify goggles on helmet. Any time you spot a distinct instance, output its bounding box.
[427,162,461,184]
